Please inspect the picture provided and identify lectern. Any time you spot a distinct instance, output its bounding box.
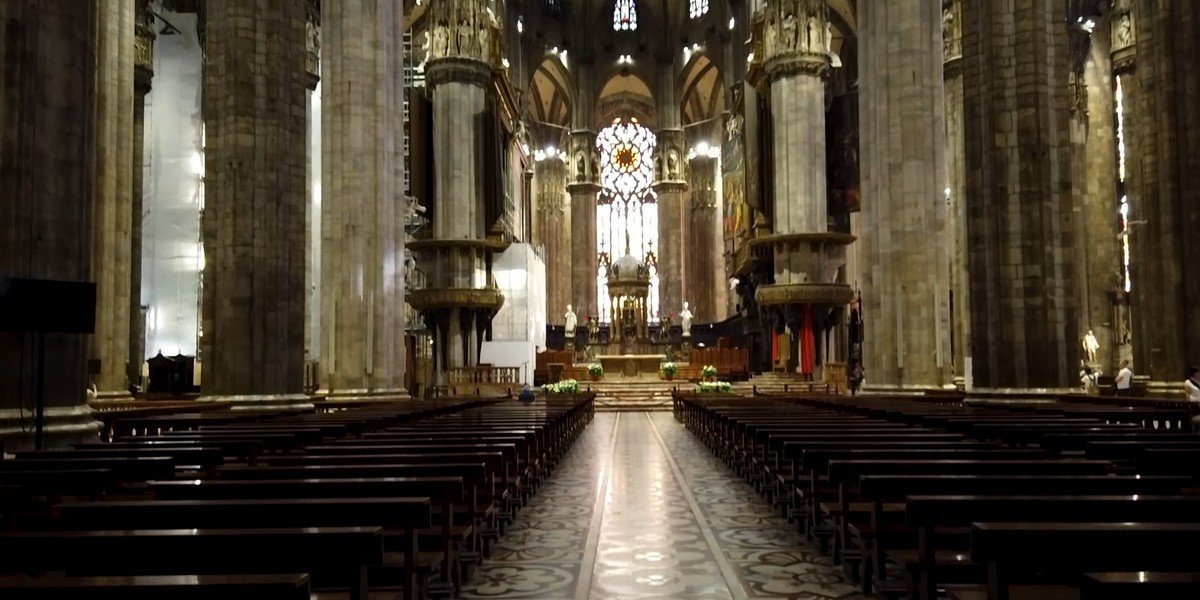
[0,278,97,449]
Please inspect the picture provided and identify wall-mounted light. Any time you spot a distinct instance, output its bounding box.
[617,54,633,65]
[728,17,736,30]
[517,18,524,34]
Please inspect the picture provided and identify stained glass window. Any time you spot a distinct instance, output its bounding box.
[596,118,659,322]
[689,0,709,19]
[614,0,637,31]
[1115,75,1131,292]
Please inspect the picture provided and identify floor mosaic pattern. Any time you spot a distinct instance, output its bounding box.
[458,412,869,600]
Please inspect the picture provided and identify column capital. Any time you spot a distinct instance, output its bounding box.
[655,129,687,184]
[942,0,962,64]
[1110,2,1137,74]
[426,0,502,67]
[134,0,155,93]
[757,0,831,82]
[567,130,599,186]
[306,0,320,90]
[427,57,493,88]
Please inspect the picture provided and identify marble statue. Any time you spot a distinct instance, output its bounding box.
[783,13,798,51]
[667,149,679,180]
[564,304,578,336]
[433,22,449,58]
[478,20,490,61]
[1082,330,1100,364]
[807,16,820,53]
[765,13,778,55]
[825,22,833,55]
[679,302,694,336]
[1115,13,1132,48]
[575,150,586,182]
[457,19,471,56]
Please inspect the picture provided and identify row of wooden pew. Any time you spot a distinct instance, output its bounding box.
[674,392,1200,600]
[0,394,594,599]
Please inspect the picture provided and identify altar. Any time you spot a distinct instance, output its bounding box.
[598,354,667,378]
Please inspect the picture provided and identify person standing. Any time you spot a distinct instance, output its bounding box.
[1185,366,1200,432]
[1080,366,1099,396]
[1114,360,1134,397]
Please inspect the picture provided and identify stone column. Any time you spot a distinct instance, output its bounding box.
[410,0,506,382]
[687,155,726,323]
[90,0,136,400]
[1069,16,1120,373]
[129,0,155,392]
[0,0,103,448]
[654,127,686,322]
[764,1,831,283]
[200,0,309,404]
[1125,0,1200,383]
[568,131,599,319]
[859,0,952,388]
[943,0,970,383]
[961,0,1078,388]
[304,0,321,384]
[535,156,572,324]
[319,0,408,400]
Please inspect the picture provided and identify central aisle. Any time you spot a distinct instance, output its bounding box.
[460,412,868,599]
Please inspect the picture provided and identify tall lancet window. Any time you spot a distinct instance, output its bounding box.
[613,0,638,31]
[689,0,709,19]
[1115,75,1131,292]
[596,117,658,322]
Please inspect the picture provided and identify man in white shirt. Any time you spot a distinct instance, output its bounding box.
[1114,360,1133,397]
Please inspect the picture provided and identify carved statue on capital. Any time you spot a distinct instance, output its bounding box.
[1110,0,1137,73]
[757,0,829,78]
[426,0,500,65]
[306,0,320,82]
[135,0,156,72]
[942,0,962,62]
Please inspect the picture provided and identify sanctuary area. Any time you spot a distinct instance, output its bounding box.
[1,1,1199,599]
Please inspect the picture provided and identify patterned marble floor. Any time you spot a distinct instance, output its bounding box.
[458,412,869,600]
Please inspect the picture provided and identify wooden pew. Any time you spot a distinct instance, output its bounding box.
[908,495,1200,600]
[1080,572,1200,600]
[55,497,429,599]
[0,527,383,600]
[149,476,466,594]
[0,573,311,599]
[962,522,1200,600]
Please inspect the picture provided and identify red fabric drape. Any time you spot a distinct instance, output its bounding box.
[800,305,816,374]
[771,330,780,364]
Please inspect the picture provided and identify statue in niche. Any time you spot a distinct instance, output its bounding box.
[679,301,694,336]
[575,150,586,182]
[588,315,600,338]
[1082,330,1100,364]
[825,22,833,55]
[564,304,578,336]
[432,21,449,58]
[807,15,821,53]
[1115,13,1132,48]
[782,12,798,51]
[765,12,778,55]
[478,20,490,60]
[667,149,680,180]
[457,18,471,56]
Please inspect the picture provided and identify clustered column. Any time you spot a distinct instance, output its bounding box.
[319,0,408,400]
[960,0,1078,388]
[129,0,156,395]
[859,0,952,387]
[0,0,103,448]
[535,156,572,325]
[90,0,137,400]
[1124,0,1200,383]
[417,0,506,381]
[653,128,686,321]
[763,0,830,283]
[687,155,727,323]
[200,0,309,403]
[568,131,600,320]
[942,0,970,382]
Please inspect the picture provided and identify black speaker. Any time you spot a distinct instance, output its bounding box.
[0,277,97,333]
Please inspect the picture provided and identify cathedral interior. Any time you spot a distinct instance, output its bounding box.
[3,2,1200,599]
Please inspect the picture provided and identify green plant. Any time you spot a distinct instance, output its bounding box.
[587,363,604,377]
[543,379,580,394]
[696,381,732,394]
[661,362,678,377]
[702,364,718,378]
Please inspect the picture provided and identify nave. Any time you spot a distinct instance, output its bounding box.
[461,412,866,600]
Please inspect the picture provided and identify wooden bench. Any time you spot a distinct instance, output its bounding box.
[56,497,429,599]
[0,573,311,599]
[0,527,383,600]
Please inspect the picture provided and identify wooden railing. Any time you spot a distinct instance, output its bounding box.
[447,366,521,385]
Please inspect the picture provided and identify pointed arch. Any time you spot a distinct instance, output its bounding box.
[679,52,724,126]
[525,57,573,128]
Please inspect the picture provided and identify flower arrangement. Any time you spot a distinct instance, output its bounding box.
[587,363,604,380]
[661,362,678,380]
[543,379,580,395]
[702,364,718,380]
[696,381,733,394]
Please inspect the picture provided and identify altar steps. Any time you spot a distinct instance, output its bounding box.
[584,379,683,412]
[733,371,835,395]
